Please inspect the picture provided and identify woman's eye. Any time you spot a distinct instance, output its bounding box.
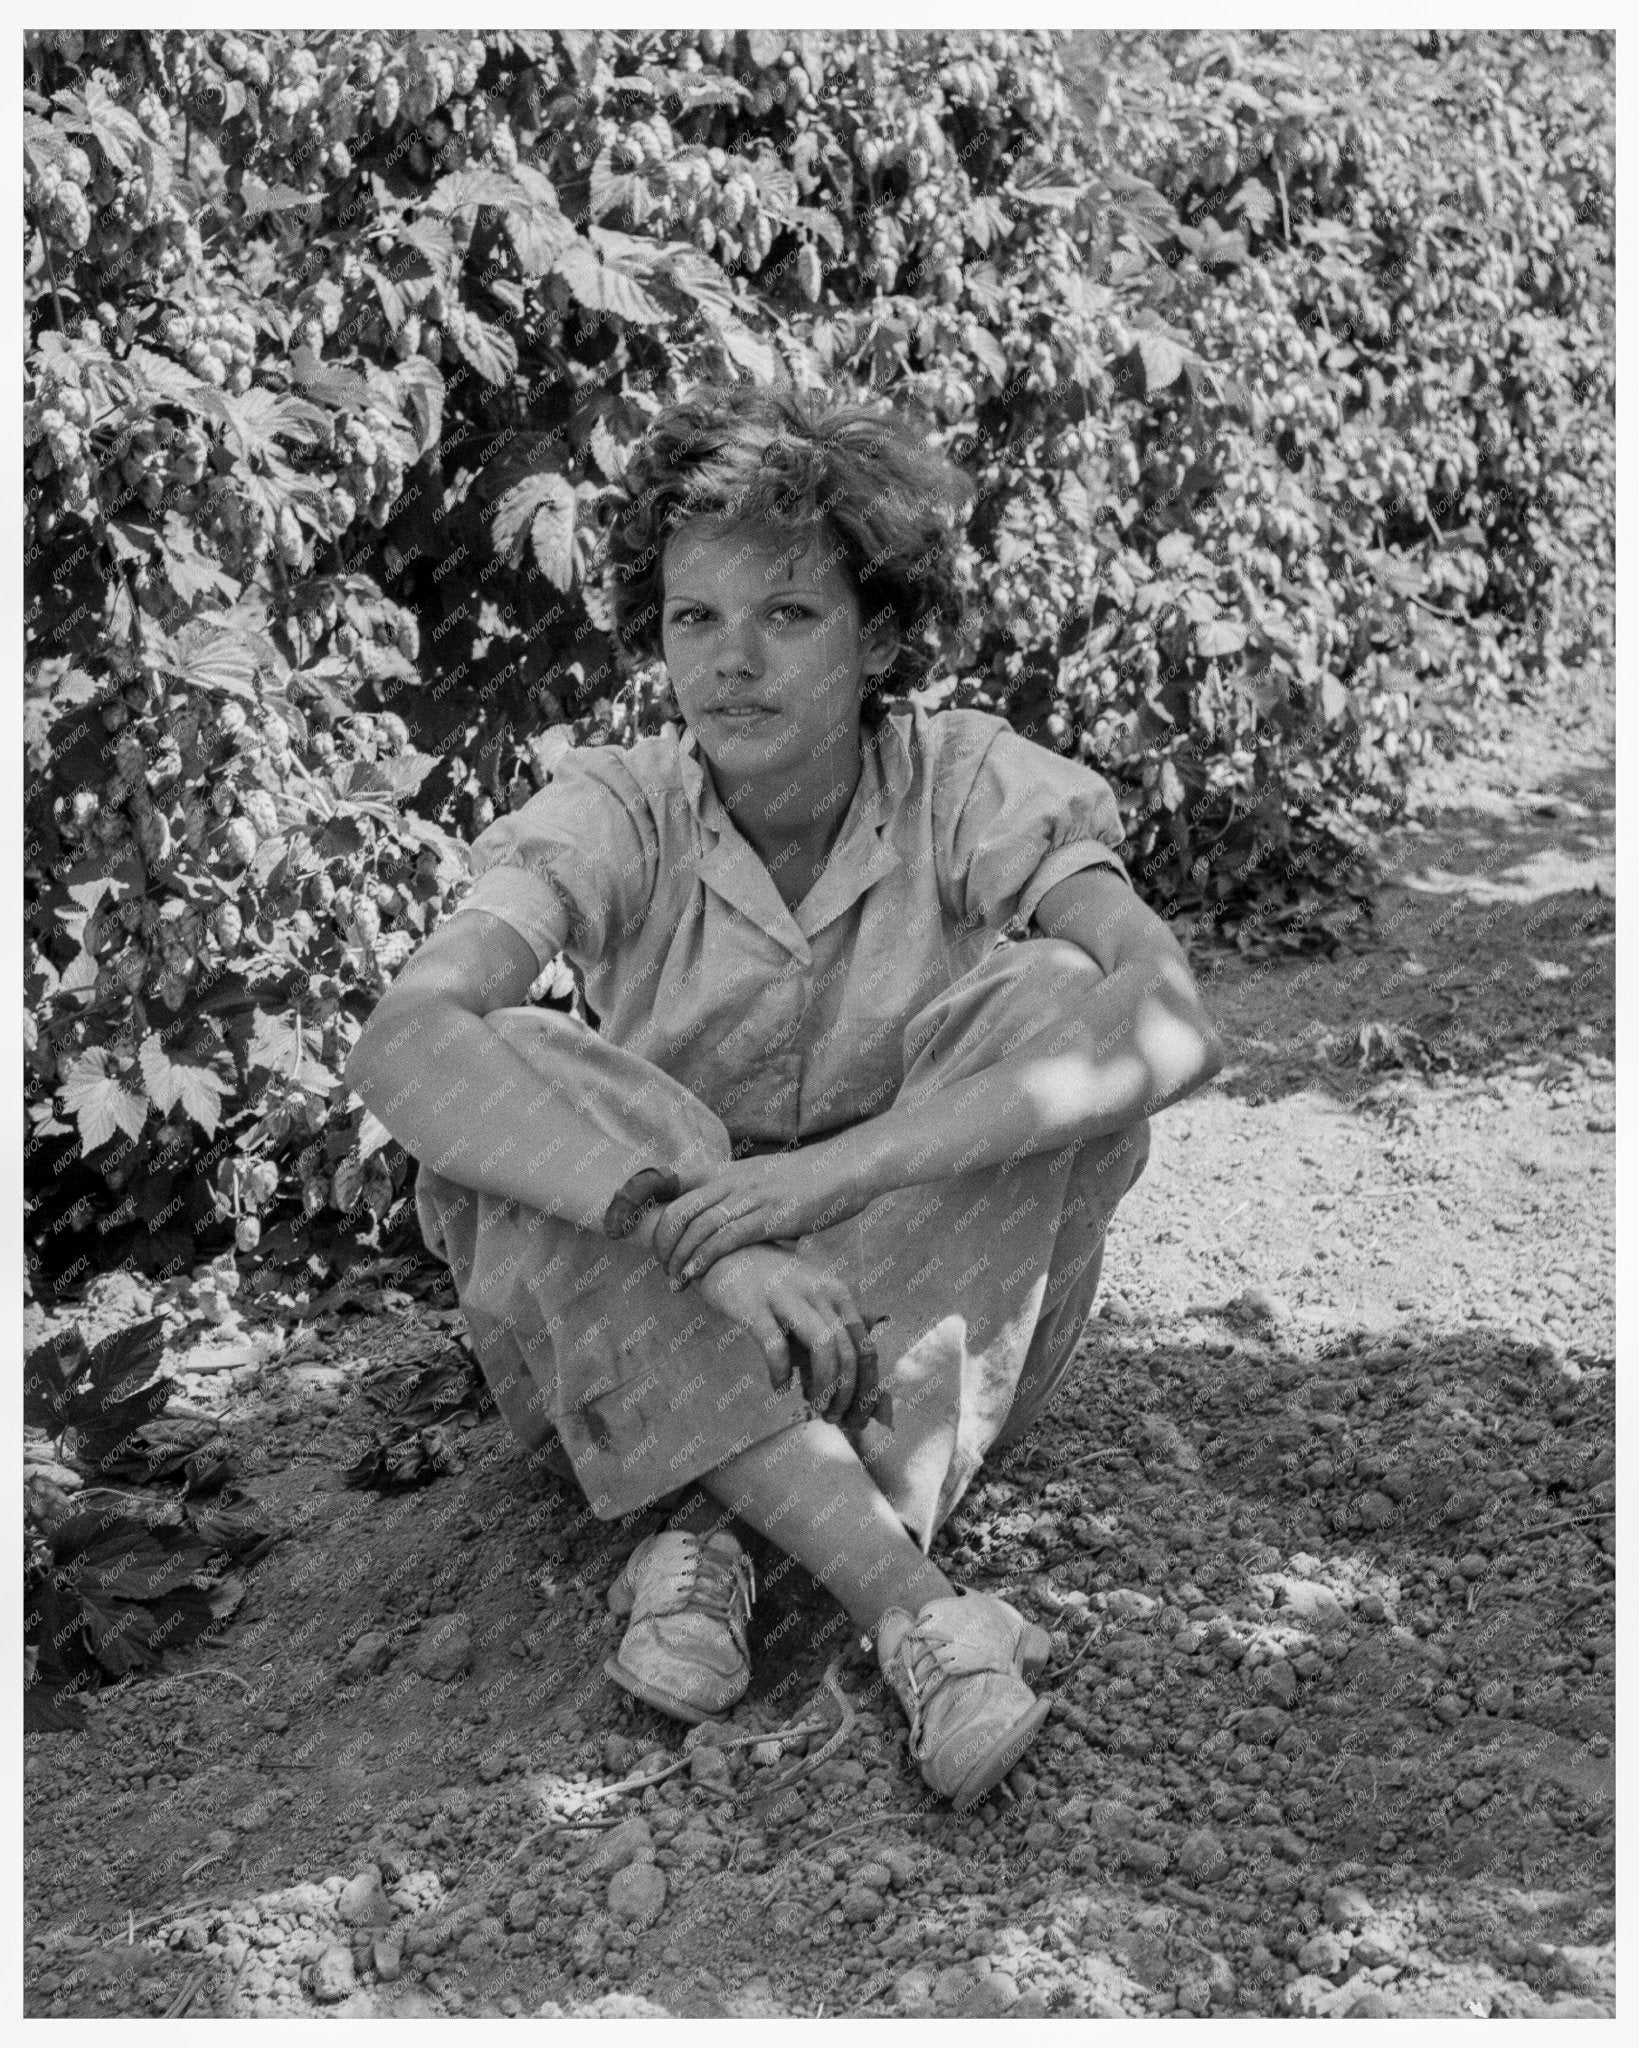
[668,603,811,627]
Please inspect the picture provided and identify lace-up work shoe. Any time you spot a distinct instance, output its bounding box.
[876,1590,1052,1809]
[604,1530,755,1724]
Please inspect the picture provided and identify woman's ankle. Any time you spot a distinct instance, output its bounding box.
[848,1553,955,1639]
[663,1485,736,1542]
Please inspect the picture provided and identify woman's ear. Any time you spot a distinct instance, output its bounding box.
[862,626,900,679]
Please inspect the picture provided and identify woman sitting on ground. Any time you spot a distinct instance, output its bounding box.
[346,380,1226,1811]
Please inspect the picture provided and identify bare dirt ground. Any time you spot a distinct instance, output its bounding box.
[23,667,1615,2019]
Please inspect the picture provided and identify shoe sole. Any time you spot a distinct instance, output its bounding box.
[947,1695,1053,1812]
[602,1652,741,1727]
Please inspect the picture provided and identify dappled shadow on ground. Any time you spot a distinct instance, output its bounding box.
[22,1283,1613,2018]
[1191,713,1614,1110]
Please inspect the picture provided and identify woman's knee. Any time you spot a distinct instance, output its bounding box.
[1108,1114,1151,1195]
[1062,1114,1150,1208]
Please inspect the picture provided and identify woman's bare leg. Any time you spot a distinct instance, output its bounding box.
[698,1418,954,1636]
[661,1486,733,1539]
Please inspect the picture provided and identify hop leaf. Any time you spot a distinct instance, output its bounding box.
[59,1049,149,1153]
[137,1031,231,1139]
[1136,334,1186,395]
[492,472,577,589]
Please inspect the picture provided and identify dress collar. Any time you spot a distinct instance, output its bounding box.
[677,713,913,957]
[678,712,913,842]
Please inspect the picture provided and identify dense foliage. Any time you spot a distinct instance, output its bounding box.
[22,27,1612,1298]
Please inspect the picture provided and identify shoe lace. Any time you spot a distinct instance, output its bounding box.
[893,1624,956,1750]
[685,1542,755,1631]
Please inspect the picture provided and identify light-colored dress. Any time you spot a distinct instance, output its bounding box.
[411,705,1151,1542]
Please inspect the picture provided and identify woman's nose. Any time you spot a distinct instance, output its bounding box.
[715,613,763,676]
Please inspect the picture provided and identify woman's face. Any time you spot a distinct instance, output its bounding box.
[659,517,896,789]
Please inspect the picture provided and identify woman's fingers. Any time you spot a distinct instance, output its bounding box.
[656,1165,768,1268]
[783,1318,830,1414]
[781,1300,843,1420]
[750,1310,791,1390]
[661,1158,833,1277]
[671,1207,757,1281]
[849,1338,880,1430]
[800,1297,859,1424]
[652,1184,722,1265]
[837,1307,881,1430]
[827,1293,865,1425]
[666,1204,729,1277]
[828,1318,859,1425]
[694,1250,878,1423]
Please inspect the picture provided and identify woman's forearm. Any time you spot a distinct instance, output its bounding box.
[824,953,1223,1203]
[347,1000,664,1242]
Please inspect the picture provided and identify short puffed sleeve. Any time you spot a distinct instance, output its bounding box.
[450,746,659,975]
[935,713,1134,938]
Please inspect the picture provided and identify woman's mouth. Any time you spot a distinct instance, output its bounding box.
[708,703,775,723]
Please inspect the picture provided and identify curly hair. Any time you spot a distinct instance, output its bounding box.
[592,379,978,723]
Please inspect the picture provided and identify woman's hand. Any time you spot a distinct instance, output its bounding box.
[652,1142,870,1284]
[689,1244,883,1430]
